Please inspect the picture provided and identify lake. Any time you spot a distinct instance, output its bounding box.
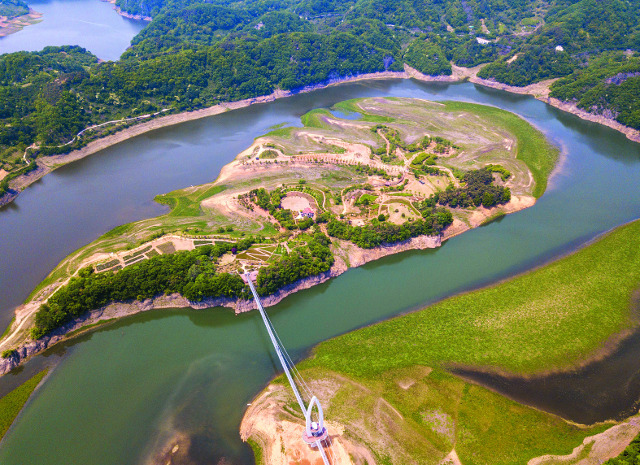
[1,78,640,464]
[0,0,147,61]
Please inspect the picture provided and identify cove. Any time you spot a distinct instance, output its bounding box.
[453,327,640,426]
[1,79,640,464]
[0,0,147,61]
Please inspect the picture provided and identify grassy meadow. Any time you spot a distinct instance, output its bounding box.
[442,101,558,198]
[258,219,640,464]
[0,370,48,441]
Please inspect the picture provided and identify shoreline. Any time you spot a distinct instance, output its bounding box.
[2,64,638,209]
[0,234,442,375]
[100,0,152,21]
[467,74,640,144]
[0,9,43,38]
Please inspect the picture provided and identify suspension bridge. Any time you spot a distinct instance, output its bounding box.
[244,272,336,465]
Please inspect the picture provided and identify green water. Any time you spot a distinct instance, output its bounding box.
[1,80,640,464]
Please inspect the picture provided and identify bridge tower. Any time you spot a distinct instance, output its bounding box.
[244,272,333,464]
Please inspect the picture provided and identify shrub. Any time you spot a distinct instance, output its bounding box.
[1,349,16,359]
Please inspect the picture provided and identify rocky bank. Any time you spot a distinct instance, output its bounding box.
[0,234,441,375]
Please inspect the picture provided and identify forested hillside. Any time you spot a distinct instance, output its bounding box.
[1,0,639,189]
[0,0,29,18]
[550,52,640,129]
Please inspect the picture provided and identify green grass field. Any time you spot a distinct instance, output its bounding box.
[310,220,640,376]
[0,370,48,441]
[262,220,640,464]
[442,101,558,198]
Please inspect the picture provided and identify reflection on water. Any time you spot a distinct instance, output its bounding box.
[327,108,361,120]
[454,329,640,424]
[0,0,147,60]
[1,80,640,464]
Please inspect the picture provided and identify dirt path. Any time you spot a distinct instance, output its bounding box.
[377,128,392,157]
[434,165,460,187]
[529,415,640,465]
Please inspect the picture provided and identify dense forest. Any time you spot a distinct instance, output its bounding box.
[31,232,335,337]
[2,0,640,186]
[0,0,28,18]
[550,52,640,129]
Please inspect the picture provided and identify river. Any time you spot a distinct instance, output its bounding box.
[0,0,147,61]
[1,78,640,463]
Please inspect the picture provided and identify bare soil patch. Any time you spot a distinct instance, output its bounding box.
[281,194,312,212]
[529,415,640,465]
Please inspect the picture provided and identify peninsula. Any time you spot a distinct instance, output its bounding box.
[240,218,640,465]
[0,0,41,37]
[0,97,558,374]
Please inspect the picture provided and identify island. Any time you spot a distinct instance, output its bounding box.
[0,97,558,374]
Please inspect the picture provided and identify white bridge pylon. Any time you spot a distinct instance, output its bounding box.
[244,272,333,465]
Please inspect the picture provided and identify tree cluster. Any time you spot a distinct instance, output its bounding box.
[256,231,334,295]
[32,241,254,338]
[433,168,511,208]
[326,209,452,249]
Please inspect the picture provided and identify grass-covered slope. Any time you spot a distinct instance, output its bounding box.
[307,219,640,377]
[0,369,47,440]
[248,219,640,464]
[442,101,558,198]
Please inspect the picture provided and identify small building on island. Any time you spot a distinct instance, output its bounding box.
[296,207,315,220]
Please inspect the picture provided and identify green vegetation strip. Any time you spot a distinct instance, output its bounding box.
[247,438,264,465]
[309,220,640,377]
[280,221,640,464]
[156,185,226,217]
[443,101,559,198]
[1,318,15,340]
[0,369,48,441]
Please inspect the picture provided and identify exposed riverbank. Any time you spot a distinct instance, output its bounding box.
[0,10,42,37]
[2,63,637,209]
[0,234,441,375]
[468,74,640,144]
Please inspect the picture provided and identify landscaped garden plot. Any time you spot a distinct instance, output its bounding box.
[236,244,276,262]
[156,242,176,254]
[95,259,120,272]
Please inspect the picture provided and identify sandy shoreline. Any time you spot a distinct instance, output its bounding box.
[0,9,42,37]
[2,63,638,208]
